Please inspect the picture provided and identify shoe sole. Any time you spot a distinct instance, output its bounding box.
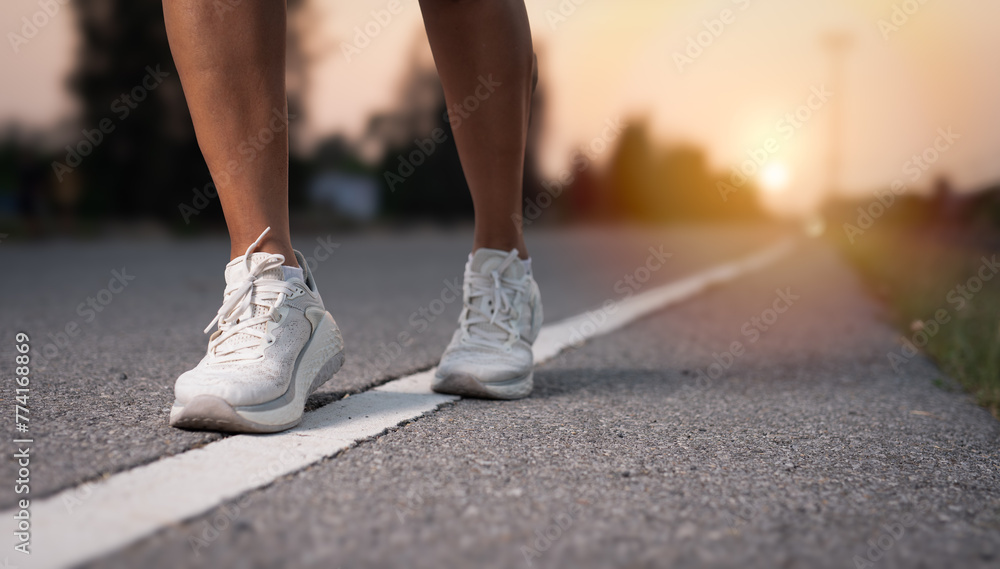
[169,311,345,434]
[431,370,533,400]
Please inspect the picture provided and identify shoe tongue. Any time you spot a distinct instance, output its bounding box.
[225,252,285,285]
[464,249,524,345]
[469,248,524,279]
[216,252,286,355]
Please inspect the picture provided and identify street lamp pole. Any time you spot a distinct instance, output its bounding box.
[822,32,852,205]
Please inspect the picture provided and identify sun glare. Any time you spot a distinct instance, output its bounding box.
[760,162,790,195]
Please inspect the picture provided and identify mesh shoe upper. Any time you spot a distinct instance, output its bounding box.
[436,248,543,384]
[174,247,326,407]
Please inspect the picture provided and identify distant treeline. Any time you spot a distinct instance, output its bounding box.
[825,177,1000,245]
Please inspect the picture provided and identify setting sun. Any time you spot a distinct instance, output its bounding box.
[760,162,791,194]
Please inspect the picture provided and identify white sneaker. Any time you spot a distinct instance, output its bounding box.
[432,248,543,399]
[170,229,345,433]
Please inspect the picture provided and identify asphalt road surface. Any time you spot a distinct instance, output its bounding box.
[2,224,998,568]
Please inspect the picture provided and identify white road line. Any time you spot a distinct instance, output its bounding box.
[530,238,794,363]
[3,238,794,569]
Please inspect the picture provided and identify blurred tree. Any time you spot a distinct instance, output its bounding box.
[286,0,327,210]
[370,51,473,219]
[367,39,545,221]
[598,119,766,223]
[66,0,310,224]
[0,129,53,235]
[658,146,716,221]
[68,0,208,221]
[376,98,474,219]
[607,121,658,221]
[660,146,765,222]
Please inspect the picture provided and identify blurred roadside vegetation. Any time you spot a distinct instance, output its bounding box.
[826,181,1000,417]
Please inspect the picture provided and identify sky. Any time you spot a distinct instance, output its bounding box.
[2,0,998,215]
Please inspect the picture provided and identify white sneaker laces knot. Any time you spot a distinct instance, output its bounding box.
[203,228,299,361]
[461,250,528,349]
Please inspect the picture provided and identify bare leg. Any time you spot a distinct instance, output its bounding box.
[163,0,297,266]
[418,0,534,259]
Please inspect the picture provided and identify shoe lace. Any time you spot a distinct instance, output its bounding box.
[460,250,528,350]
[203,228,298,362]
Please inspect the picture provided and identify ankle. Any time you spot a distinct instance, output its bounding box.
[472,236,529,260]
[230,235,298,267]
